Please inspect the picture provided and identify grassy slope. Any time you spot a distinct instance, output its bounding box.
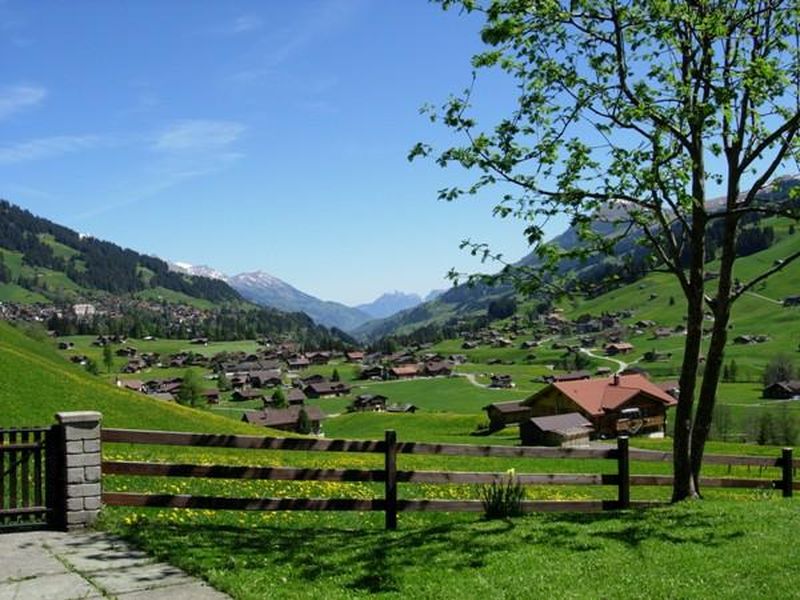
[103,498,799,600]
[0,322,260,433]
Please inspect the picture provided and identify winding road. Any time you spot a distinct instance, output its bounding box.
[579,347,639,374]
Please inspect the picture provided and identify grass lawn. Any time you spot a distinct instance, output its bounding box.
[101,498,800,599]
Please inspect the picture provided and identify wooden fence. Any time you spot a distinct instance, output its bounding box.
[0,426,55,529]
[101,428,796,530]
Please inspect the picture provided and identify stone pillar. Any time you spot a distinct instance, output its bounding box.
[55,411,102,530]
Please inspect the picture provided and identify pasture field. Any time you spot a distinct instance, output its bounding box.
[99,498,800,600]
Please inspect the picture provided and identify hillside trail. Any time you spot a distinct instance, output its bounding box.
[579,347,635,374]
[743,291,782,305]
[458,372,490,389]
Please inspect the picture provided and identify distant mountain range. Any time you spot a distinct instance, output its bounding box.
[169,262,442,332]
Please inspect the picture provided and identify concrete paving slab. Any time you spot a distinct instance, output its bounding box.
[89,562,195,595]
[0,572,102,600]
[0,530,231,599]
[60,546,153,573]
[45,531,131,554]
[117,580,231,599]
[0,542,68,582]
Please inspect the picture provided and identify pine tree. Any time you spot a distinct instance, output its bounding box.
[297,408,312,435]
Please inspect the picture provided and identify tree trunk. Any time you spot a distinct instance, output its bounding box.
[690,181,741,493]
[672,198,707,502]
[672,289,704,501]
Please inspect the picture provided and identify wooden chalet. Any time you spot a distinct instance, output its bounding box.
[522,374,677,438]
[520,412,593,447]
[200,389,220,404]
[350,394,388,412]
[345,351,365,362]
[489,374,514,389]
[231,389,265,402]
[304,382,351,398]
[763,380,800,400]
[242,405,325,434]
[285,387,307,405]
[307,351,332,365]
[247,370,283,388]
[483,401,531,432]
[287,356,311,370]
[116,379,144,393]
[604,342,634,356]
[388,365,419,380]
[359,365,385,380]
[424,360,453,377]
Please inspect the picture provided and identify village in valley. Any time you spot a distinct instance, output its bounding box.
[27,277,798,451]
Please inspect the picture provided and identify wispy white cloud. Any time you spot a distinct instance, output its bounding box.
[154,119,245,152]
[205,14,263,36]
[230,0,366,82]
[0,84,46,120]
[72,119,247,221]
[0,134,100,164]
[228,15,263,34]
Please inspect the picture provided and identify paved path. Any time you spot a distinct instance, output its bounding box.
[0,530,230,600]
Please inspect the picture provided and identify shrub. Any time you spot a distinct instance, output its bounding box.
[479,469,525,519]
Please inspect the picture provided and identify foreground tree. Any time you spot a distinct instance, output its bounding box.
[415,0,800,500]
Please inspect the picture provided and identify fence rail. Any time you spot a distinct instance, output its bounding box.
[0,427,53,529]
[101,428,795,530]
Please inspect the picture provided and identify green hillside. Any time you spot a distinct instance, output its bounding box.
[560,220,800,379]
[0,321,261,433]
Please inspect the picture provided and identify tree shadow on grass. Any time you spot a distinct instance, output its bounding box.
[114,507,746,595]
[523,508,745,552]
[117,516,519,595]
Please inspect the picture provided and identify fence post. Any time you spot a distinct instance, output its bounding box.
[384,429,397,530]
[617,435,630,509]
[55,412,103,530]
[782,448,793,498]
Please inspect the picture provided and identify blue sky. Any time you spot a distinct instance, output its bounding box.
[0,0,542,305]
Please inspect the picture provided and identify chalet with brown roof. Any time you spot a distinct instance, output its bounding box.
[232,389,265,402]
[297,374,326,387]
[287,356,310,370]
[489,374,514,389]
[350,394,388,412]
[144,378,183,395]
[247,370,283,388]
[285,388,307,405]
[604,342,634,356]
[424,360,453,377]
[116,379,144,393]
[520,412,593,447]
[200,389,220,404]
[122,358,146,374]
[483,401,532,432]
[359,365,385,380]
[522,374,677,438]
[304,382,351,398]
[307,351,332,365]
[763,380,800,400]
[388,365,419,380]
[242,406,325,434]
[346,351,365,362]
